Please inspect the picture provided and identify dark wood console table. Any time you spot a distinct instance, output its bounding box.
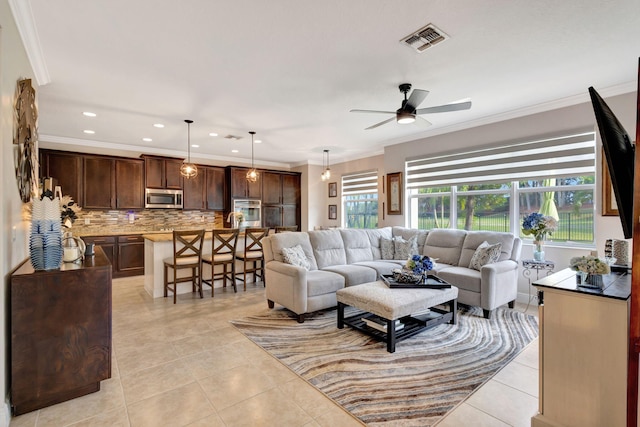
[10,247,112,415]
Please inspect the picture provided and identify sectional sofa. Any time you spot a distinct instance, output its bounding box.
[261,226,522,322]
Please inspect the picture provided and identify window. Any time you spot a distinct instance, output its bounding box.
[406,132,596,245]
[342,170,378,229]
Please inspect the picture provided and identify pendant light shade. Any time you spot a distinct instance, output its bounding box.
[321,149,331,181]
[246,131,258,183]
[180,119,198,179]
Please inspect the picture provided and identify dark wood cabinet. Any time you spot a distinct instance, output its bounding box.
[263,172,282,204]
[83,156,115,209]
[206,166,225,210]
[143,156,183,189]
[282,174,300,204]
[183,170,205,210]
[10,248,112,415]
[82,235,144,278]
[115,159,144,209]
[228,167,262,199]
[40,150,83,204]
[117,235,145,276]
[261,171,301,228]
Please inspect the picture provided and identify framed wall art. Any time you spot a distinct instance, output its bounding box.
[328,182,337,198]
[328,204,337,220]
[386,172,402,215]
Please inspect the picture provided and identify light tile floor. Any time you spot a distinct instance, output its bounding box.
[10,277,539,427]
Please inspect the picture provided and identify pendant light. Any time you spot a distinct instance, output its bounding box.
[180,119,198,179]
[246,131,258,183]
[321,149,331,181]
[321,149,327,180]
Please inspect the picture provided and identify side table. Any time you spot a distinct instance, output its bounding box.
[522,259,555,311]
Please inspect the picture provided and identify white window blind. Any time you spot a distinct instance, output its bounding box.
[342,170,378,195]
[406,132,595,189]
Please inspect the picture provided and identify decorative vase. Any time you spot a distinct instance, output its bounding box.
[587,273,604,289]
[533,240,545,262]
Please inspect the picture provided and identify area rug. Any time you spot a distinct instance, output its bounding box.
[231,306,538,426]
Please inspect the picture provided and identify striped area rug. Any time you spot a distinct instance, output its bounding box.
[231,306,538,426]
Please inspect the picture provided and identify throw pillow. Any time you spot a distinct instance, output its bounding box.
[380,237,395,260]
[393,235,418,260]
[281,245,310,270]
[469,241,502,271]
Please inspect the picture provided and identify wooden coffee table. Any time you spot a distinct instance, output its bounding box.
[336,280,458,353]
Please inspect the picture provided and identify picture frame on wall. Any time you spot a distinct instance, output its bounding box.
[602,147,619,216]
[328,204,337,220]
[387,172,402,215]
[328,182,337,198]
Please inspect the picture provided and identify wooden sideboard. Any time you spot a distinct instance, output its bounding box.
[532,268,631,427]
[10,247,113,415]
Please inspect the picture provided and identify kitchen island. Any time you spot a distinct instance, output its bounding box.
[143,231,247,298]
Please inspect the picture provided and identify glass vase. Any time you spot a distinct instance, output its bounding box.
[533,240,545,262]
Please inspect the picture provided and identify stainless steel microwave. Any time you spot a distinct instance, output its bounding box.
[145,188,183,209]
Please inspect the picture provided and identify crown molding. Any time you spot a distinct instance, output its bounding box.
[9,0,51,85]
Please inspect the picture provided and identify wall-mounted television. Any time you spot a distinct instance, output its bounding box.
[588,86,635,239]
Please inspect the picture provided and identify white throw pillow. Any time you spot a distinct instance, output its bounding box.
[380,237,395,260]
[469,241,502,271]
[281,245,310,270]
[393,235,418,260]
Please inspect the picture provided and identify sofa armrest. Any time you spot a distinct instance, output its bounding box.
[265,261,309,314]
[480,260,519,310]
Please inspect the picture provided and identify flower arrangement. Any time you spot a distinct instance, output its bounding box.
[405,254,436,274]
[521,212,558,242]
[569,256,611,275]
[60,195,81,228]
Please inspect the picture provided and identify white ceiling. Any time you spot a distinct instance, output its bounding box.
[14,0,640,168]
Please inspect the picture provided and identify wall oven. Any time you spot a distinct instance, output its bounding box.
[233,199,261,227]
[145,188,183,209]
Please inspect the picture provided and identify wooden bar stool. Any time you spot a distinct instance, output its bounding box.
[202,228,239,295]
[235,227,269,291]
[163,229,205,304]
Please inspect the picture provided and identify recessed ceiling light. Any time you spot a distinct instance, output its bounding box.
[209,132,218,137]
[83,112,96,117]
[153,123,164,128]
[142,137,152,142]
[83,130,95,134]
[231,149,239,153]
[191,144,199,148]
[255,139,262,144]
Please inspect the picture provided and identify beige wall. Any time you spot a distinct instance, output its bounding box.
[1,0,37,424]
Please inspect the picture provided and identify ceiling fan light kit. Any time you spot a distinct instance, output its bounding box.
[350,83,471,130]
[180,119,198,179]
[246,131,259,183]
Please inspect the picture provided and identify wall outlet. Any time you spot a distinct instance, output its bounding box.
[84,218,90,225]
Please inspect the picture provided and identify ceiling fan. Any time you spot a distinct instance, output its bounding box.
[350,83,472,130]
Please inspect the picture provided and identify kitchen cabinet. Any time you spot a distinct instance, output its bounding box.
[206,166,225,210]
[39,149,83,204]
[261,171,301,228]
[83,156,115,209]
[143,155,183,189]
[10,248,112,415]
[81,235,143,278]
[115,159,144,209]
[182,169,206,210]
[228,167,262,199]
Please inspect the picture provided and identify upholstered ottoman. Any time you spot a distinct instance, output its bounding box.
[336,280,458,352]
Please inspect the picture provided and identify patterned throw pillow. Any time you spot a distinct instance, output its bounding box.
[393,235,418,260]
[380,237,395,260]
[469,241,502,271]
[281,245,310,270]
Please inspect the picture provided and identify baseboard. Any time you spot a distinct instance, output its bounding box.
[0,401,10,427]
[516,290,538,305]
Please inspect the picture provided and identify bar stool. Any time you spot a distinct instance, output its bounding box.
[163,229,205,304]
[202,228,239,295]
[235,227,269,291]
[275,225,298,233]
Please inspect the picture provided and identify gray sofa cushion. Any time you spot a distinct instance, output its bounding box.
[354,260,402,276]
[393,235,418,260]
[308,229,347,269]
[423,229,467,266]
[264,232,319,271]
[340,229,374,264]
[307,270,345,297]
[364,227,392,260]
[458,231,516,267]
[438,266,482,293]
[322,264,378,287]
[392,226,429,254]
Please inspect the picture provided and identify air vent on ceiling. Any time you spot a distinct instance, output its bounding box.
[401,24,448,53]
[224,134,243,140]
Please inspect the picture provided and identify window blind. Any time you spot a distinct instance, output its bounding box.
[406,132,595,189]
[341,170,378,195]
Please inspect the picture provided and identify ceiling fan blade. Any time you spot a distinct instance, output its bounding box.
[365,116,396,130]
[350,109,396,114]
[414,116,432,128]
[416,100,472,115]
[405,89,429,111]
